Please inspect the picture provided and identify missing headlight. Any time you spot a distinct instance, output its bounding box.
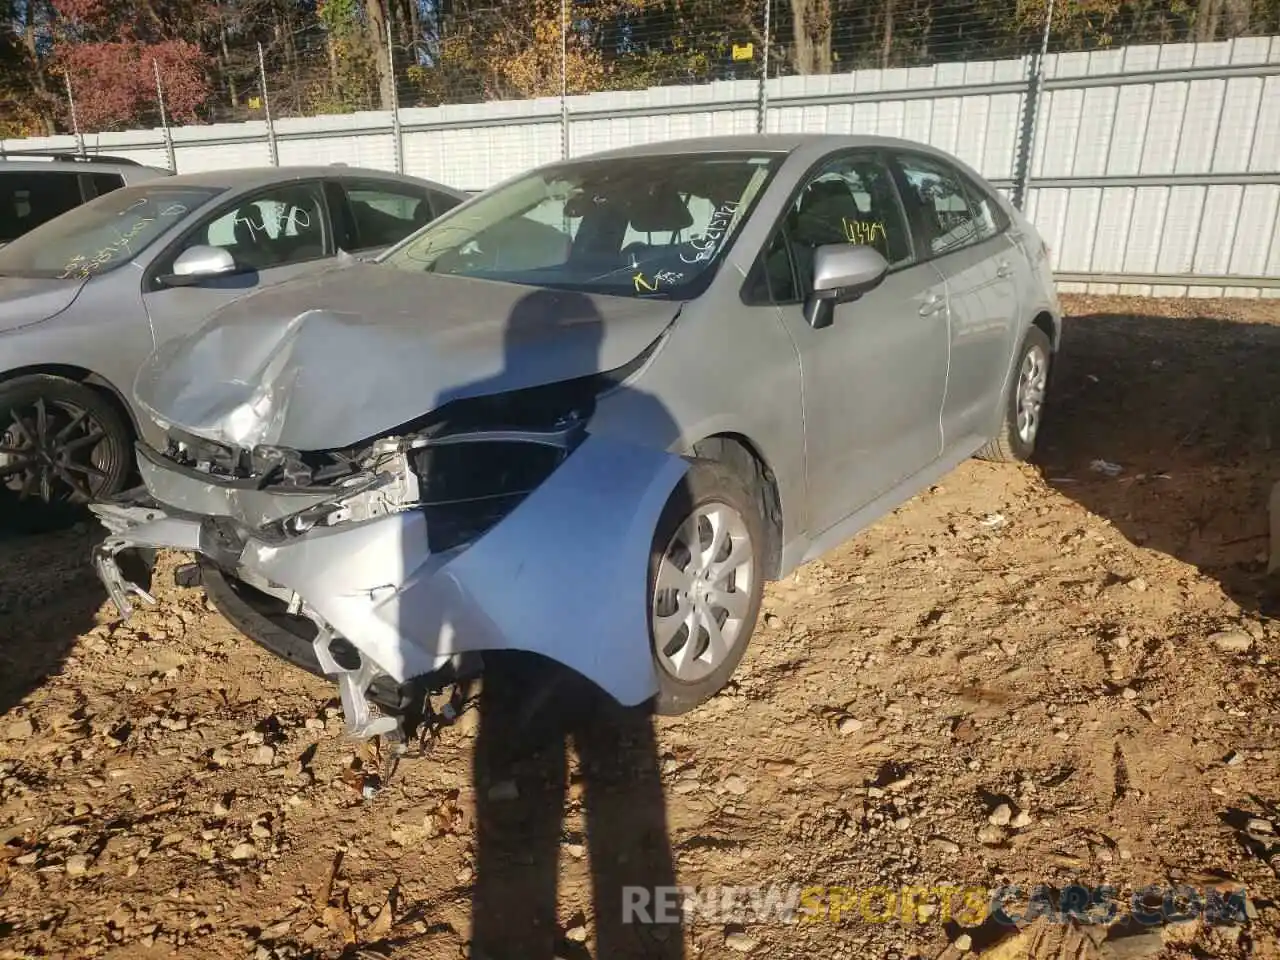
[414,436,571,552]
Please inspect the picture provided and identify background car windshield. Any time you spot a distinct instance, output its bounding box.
[0,184,222,281]
[382,153,779,298]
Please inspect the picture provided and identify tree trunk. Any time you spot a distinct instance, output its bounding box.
[1221,0,1252,35]
[408,0,422,49]
[366,0,395,110]
[790,0,833,74]
[219,20,237,105]
[1193,0,1224,40]
[917,0,932,64]
[881,0,896,68]
[21,9,54,134]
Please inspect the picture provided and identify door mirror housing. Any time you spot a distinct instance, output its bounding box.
[158,245,239,287]
[804,244,890,329]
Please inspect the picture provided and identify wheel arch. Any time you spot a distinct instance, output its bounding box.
[690,432,785,581]
[0,363,139,440]
[1031,310,1059,352]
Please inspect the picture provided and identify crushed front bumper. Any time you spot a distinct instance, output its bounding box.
[90,434,690,739]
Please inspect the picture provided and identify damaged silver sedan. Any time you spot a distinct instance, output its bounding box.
[90,134,1063,739]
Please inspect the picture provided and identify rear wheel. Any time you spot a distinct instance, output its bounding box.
[976,326,1052,463]
[0,375,132,533]
[649,460,765,715]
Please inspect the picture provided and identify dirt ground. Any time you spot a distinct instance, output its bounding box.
[2,294,1280,960]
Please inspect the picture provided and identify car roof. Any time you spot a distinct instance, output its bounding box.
[574,133,964,162]
[0,155,169,177]
[148,165,468,198]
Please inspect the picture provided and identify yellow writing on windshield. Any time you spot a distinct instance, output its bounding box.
[633,271,658,293]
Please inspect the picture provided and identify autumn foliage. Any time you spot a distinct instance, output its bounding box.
[1,0,1278,136]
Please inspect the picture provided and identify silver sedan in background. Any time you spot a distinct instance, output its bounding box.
[0,166,467,531]
[92,134,1062,737]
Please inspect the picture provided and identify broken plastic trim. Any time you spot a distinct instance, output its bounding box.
[309,614,401,740]
[89,434,691,740]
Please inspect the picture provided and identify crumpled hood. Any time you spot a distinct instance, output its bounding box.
[0,276,87,334]
[134,261,679,451]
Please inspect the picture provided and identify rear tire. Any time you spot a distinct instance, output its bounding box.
[649,459,765,716]
[0,374,133,535]
[976,326,1053,464]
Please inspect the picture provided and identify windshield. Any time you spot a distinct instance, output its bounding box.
[381,153,781,298]
[0,184,223,281]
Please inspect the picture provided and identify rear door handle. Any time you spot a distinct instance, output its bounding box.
[919,292,946,317]
[996,260,1013,278]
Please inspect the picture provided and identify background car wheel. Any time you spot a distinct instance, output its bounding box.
[976,326,1053,464]
[649,459,765,716]
[0,374,132,534]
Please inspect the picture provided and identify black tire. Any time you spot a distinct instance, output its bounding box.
[976,326,1053,464]
[649,459,765,716]
[0,374,133,534]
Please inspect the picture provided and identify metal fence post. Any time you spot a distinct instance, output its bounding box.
[64,72,85,157]
[258,42,279,166]
[560,0,569,159]
[153,59,177,172]
[1012,0,1054,210]
[757,0,771,134]
[389,21,404,173]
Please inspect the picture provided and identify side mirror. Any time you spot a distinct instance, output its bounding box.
[803,244,890,330]
[157,245,239,287]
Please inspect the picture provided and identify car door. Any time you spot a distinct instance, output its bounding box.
[892,153,1020,450]
[756,149,950,538]
[328,178,458,257]
[141,179,334,346]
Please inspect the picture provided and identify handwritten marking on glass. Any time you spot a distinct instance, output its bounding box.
[633,271,658,293]
[58,201,190,280]
[842,219,887,246]
[654,269,684,284]
[679,200,741,265]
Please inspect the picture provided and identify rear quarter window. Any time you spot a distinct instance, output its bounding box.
[0,170,84,243]
[92,173,125,198]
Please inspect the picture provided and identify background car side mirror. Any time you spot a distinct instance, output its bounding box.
[804,244,890,330]
[158,245,239,287]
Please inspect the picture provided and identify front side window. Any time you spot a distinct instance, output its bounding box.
[897,154,1000,257]
[381,153,781,300]
[344,182,436,250]
[0,182,220,279]
[761,152,914,304]
[180,182,329,272]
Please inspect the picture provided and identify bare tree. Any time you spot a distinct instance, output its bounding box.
[790,0,833,73]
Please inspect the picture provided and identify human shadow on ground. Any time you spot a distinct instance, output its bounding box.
[1034,308,1280,620]
[0,524,110,717]
[421,287,686,959]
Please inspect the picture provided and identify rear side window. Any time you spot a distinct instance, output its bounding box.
[91,173,124,198]
[343,182,436,250]
[896,154,1000,257]
[428,189,463,218]
[0,171,84,243]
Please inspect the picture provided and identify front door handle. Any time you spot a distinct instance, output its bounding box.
[996,260,1013,278]
[919,292,946,317]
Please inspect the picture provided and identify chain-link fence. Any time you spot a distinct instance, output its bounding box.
[25,0,1280,141]
[3,0,1278,293]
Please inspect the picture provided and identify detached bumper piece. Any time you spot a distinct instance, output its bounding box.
[88,433,690,740]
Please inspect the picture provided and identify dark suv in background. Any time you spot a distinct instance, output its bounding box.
[0,153,172,246]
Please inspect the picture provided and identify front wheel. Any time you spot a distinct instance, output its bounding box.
[976,326,1053,463]
[648,460,765,716]
[0,374,133,534]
